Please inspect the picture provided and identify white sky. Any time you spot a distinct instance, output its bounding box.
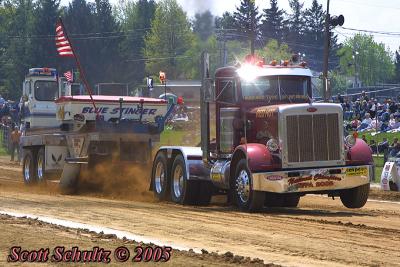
[60,0,400,53]
[177,0,400,53]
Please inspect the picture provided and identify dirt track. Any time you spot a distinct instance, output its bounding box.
[1,156,400,266]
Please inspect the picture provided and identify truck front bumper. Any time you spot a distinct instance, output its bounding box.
[252,165,372,193]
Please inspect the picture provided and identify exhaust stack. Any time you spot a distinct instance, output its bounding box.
[200,52,211,164]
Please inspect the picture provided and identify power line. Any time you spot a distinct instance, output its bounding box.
[339,26,400,37]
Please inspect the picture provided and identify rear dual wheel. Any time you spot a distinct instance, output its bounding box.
[22,148,47,185]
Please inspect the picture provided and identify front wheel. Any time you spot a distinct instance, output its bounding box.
[22,149,36,185]
[340,183,370,209]
[234,159,265,212]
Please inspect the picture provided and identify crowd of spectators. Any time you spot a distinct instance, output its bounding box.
[338,91,400,133]
[337,91,400,160]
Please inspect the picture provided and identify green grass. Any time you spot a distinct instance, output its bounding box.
[373,155,384,183]
[159,129,188,146]
[362,131,400,144]
[0,145,7,156]
[0,130,8,156]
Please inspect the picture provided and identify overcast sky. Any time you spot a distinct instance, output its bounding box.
[177,0,400,53]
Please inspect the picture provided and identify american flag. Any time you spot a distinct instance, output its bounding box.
[64,70,73,82]
[55,22,74,57]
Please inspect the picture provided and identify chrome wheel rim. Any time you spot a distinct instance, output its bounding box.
[236,170,250,203]
[37,154,44,181]
[173,165,184,198]
[24,156,31,182]
[154,161,165,194]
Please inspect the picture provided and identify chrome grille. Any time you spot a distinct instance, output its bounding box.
[286,113,341,163]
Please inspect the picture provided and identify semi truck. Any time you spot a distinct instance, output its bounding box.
[150,53,374,212]
[20,67,172,193]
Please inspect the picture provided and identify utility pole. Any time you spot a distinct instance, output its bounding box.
[322,1,344,101]
[322,0,330,101]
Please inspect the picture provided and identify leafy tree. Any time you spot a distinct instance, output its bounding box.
[193,10,214,42]
[119,0,156,84]
[330,70,350,95]
[2,0,35,100]
[144,0,194,79]
[260,0,285,42]
[233,0,262,54]
[338,34,395,86]
[255,39,292,62]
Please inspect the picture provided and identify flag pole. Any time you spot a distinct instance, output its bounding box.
[58,18,99,117]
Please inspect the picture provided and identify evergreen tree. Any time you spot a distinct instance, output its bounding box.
[215,11,235,31]
[92,0,121,83]
[261,0,285,42]
[233,0,262,54]
[285,0,305,54]
[144,0,194,79]
[193,11,214,42]
[303,0,325,70]
[395,49,400,82]
[63,0,96,80]
[31,0,60,68]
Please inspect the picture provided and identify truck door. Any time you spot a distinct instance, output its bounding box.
[216,79,239,155]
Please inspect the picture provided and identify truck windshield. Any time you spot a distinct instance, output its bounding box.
[34,81,58,101]
[241,75,310,102]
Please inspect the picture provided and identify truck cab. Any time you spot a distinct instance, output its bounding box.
[22,68,59,129]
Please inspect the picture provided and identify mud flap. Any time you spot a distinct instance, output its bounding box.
[59,163,81,194]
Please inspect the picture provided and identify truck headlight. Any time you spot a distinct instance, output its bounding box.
[345,135,357,147]
[267,139,279,152]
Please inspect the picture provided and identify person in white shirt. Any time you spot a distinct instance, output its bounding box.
[359,113,372,131]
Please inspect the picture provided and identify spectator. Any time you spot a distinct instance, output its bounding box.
[369,140,377,153]
[361,91,369,102]
[350,115,361,130]
[10,126,21,162]
[0,95,5,106]
[390,138,400,157]
[379,137,390,162]
[358,113,372,131]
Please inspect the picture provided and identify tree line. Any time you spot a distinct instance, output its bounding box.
[0,0,399,100]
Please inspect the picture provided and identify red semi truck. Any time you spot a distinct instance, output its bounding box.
[150,53,374,212]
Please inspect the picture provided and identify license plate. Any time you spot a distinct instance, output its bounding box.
[346,167,368,176]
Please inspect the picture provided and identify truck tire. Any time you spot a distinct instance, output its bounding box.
[170,154,197,205]
[340,183,370,209]
[389,181,398,191]
[195,181,213,206]
[36,147,46,183]
[152,152,169,201]
[283,195,300,208]
[22,149,36,184]
[264,192,284,207]
[234,159,265,212]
